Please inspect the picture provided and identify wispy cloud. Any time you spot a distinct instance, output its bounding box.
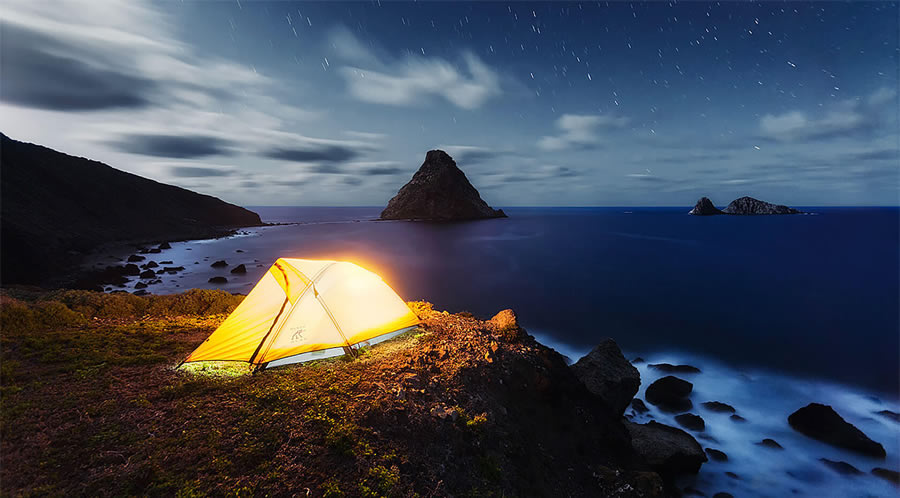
[538,113,630,151]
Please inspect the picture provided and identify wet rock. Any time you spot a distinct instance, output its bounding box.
[162,266,185,273]
[872,467,900,485]
[645,376,693,412]
[648,363,701,374]
[689,197,723,215]
[722,196,801,215]
[210,260,228,268]
[230,264,247,274]
[134,281,147,290]
[675,413,705,431]
[159,260,173,265]
[632,357,645,364]
[701,401,735,414]
[158,242,171,249]
[571,338,640,415]
[145,261,158,268]
[705,448,727,462]
[380,149,506,221]
[139,270,155,279]
[208,276,228,284]
[876,410,900,423]
[788,403,886,458]
[149,248,161,253]
[729,414,746,423]
[122,264,140,276]
[756,438,783,450]
[819,459,862,475]
[625,421,707,478]
[127,254,145,262]
[236,249,244,252]
[632,399,649,413]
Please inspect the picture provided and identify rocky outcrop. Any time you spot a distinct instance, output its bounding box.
[626,421,707,478]
[788,403,886,458]
[675,413,705,431]
[571,338,641,415]
[0,133,262,286]
[645,376,693,412]
[819,459,862,475]
[701,401,735,414]
[688,197,723,215]
[722,196,800,215]
[230,264,247,274]
[380,150,506,221]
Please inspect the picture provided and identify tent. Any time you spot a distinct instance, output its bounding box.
[182,258,420,370]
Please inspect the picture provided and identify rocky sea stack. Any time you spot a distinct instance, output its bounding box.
[380,150,506,221]
[689,196,801,216]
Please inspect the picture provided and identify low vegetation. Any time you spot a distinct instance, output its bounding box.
[1,290,660,497]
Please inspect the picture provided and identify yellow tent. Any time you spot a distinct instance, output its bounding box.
[183,258,419,370]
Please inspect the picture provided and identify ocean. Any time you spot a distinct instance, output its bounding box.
[116,205,900,496]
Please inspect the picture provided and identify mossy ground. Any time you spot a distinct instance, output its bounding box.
[1,290,661,497]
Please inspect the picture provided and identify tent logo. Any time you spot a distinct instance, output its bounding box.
[289,325,306,343]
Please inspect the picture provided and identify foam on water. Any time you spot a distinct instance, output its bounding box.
[533,334,900,497]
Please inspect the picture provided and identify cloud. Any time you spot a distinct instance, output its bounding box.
[849,148,898,161]
[438,145,502,165]
[485,165,580,184]
[111,134,235,158]
[626,173,666,182]
[266,145,360,164]
[760,87,896,142]
[169,166,236,177]
[538,113,630,151]
[331,30,502,110]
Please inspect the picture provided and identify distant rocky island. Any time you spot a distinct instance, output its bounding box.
[0,133,262,286]
[380,149,506,221]
[690,196,802,215]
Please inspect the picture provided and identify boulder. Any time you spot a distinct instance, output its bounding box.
[645,376,693,412]
[626,421,707,478]
[122,264,140,276]
[230,264,247,274]
[819,459,862,475]
[159,260,173,265]
[729,414,746,423]
[705,448,727,462]
[380,150,506,221]
[648,363,701,374]
[631,399,649,413]
[208,276,228,284]
[149,248,161,253]
[162,266,185,273]
[134,281,147,290]
[722,196,800,215]
[158,242,171,249]
[145,261,159,268]
[139,270,155,279]
[127,254,145,262]
[675,413,705,431]
[701,401,735,414]
[688,197,723,215]
[571,338,641,415]
[788,403,885,458]
[210,260,228,268]
[756,438,783,450]
[872,468,900,485]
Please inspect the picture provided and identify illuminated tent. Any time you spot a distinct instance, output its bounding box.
[183,258,419,370]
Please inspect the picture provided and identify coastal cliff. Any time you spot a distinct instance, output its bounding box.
[0,134,262,286]
[380,150,506,221]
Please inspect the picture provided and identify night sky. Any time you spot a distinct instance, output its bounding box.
[1,1,897,206]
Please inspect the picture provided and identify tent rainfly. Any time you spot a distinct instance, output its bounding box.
[182,258,419,370]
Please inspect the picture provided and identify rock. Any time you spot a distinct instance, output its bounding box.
[675,413,705,431]
[632,399,649,413]
[162,266,185,273]
[705,448,728,462]
[645,376,693,412]
[712,493,734,498]
[729,414,746,423]
[121,264,140,276]
[127,254,145,262]
[872,467,900,485]
[133,289,149,296]
[788,403,886,458]
[146,261,158,268]
[158,242,171,249]
[139,270,155,279]
[625,421,707,478]
[876,410,900,422]
[380,149,506,221]
[724,472,739,480]
[571,338,641,415]
[819,459,862,475]
[756,438,783,450]
[631,357,645,364]
[149,248,161,253]
[210,260,228,268]
[230,264,247,274]
[721,196,800,215]
[648,363,701,374]
[701,401,735,414]
[689,197,723,215]
[236,249,244,253]
[208,276,228,284]
[134,281,147,289]
[159,260,173,265]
